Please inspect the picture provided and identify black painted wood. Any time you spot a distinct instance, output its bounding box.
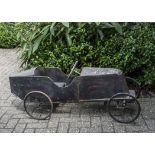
[9,67,129,103]
[34,67,68,81]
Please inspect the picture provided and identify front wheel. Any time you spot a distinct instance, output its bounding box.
[24,91,53,120]
[108,93,141,123]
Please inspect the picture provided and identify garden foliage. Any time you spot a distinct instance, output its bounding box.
[3,22,155,86]
[0,23,18,48]
[0,22,31,48]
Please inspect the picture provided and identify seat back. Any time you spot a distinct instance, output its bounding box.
[34,67,68,82]
[34,67,46,76]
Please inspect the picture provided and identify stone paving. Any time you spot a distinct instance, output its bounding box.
[0,49,155,133]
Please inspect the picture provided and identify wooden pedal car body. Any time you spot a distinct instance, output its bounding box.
[9,67,141,123]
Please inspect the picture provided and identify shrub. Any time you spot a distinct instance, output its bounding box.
[98,23,155,85]
[0,22,32,48]
[17,22,155,86]
[0,23,18,48]
[17,22,123,68]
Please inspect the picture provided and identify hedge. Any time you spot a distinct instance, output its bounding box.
[15,22,155,86]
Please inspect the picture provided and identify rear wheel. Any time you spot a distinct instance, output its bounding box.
[24,91,53,120]
[108,93,141,123]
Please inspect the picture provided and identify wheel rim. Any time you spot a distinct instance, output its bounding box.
[24,91,53,120]
[108,93,141,123]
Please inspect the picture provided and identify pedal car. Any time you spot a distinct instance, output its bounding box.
[9,61,141,123]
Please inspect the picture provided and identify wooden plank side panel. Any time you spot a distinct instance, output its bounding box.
[79,74,129,100]
[9,76,60,101]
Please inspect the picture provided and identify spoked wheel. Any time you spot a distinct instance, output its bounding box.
[108,93,141,123]
[126,77,141,98]
[24,91,53,120]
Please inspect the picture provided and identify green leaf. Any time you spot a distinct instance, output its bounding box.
[32,35,44,53]
[27,50,31,59]
[17,32,21,40]
[124,22,128,27]
[111,22,123,35]
[62,22,69,28]
[56,27,65,36]
[102,23,113,28]
[40,25,50,35]
[97,29,104,40]
[95,22,100,26]
[29,31,38,41]
[77,22,85,28]
[50,22,56,36]
[42,27,49,37]
[66,31,72,46]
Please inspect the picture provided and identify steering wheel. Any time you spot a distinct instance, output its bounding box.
[67,61,78,79]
